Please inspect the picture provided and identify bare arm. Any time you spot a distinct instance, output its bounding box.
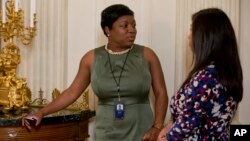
[143,47,168,141]
[22,50,94,128]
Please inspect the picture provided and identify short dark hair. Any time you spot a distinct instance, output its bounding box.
[185,8,243,102]
[101,4,134,36]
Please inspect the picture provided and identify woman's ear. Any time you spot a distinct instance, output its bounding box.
[104,27,110,36]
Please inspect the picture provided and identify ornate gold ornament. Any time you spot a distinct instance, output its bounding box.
[30,88,89,112]
[0,0,37,112]
[51,88,89,111]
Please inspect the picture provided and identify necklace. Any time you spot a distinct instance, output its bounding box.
[107,49,131,101]
[105,44,133,55]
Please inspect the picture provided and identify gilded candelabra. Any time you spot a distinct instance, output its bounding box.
[0,0,36,112]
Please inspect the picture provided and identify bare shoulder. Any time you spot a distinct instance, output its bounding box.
[143,46,158,62]
[80,49,95,69]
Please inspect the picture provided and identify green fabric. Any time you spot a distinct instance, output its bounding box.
[91,44,153,141]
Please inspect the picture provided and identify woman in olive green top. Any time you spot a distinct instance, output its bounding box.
[22,4,168,141]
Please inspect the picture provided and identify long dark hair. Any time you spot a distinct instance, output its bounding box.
[183,8,243,103]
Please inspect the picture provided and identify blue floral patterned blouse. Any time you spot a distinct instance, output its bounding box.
[167,65,237,141]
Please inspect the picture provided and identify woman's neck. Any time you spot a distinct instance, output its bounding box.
[105,44,133,55]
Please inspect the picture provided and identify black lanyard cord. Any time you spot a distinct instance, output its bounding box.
[107,49,131,101]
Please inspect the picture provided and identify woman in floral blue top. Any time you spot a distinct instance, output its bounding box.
[158,8,243,141]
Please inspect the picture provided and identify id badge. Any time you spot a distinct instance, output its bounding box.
[114,101,125,120]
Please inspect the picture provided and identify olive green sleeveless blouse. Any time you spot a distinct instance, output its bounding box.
[91,44,153,141]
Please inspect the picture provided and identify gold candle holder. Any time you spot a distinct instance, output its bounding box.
[0,0,37,112]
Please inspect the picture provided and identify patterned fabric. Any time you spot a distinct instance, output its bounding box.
[167,65,237,141]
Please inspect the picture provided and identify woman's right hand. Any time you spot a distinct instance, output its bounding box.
[21,111,43,130]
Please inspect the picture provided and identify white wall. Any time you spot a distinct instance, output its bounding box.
[239,0,250,124]
[67,0,96,86]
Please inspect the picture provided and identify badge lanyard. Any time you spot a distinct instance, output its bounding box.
[107,48,131,119]
[107,49,131,102]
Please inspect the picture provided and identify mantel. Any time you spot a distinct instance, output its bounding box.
[0,106,95,141]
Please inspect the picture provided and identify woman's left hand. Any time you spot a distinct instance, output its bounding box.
[157,127,169,141]
[142,127,161,141]
[157,120,173,141]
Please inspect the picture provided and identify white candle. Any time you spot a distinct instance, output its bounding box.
[14,0,19,12]
[30,0,36,27]
[2,0,6,23]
